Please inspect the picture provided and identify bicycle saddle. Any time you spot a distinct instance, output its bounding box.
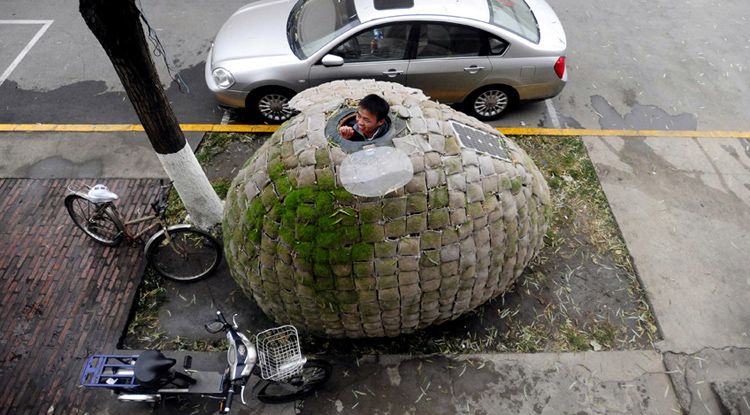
[134,350,176,384]
[87,184,119,203]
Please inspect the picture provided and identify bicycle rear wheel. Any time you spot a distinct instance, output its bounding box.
[255,359,331,403]
[65,194,124,246]
[146,227,222,282]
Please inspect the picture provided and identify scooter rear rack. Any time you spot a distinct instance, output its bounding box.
[80,354,141,388]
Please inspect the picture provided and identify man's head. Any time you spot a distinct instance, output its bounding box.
[355,94,390,137]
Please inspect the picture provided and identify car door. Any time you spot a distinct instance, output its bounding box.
[308,23,412,87]
[406,23,493,103]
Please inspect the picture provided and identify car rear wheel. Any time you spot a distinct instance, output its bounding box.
[465,86,515,121]
[250,88,297,123]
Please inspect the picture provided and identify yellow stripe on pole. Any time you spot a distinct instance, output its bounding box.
[0,124,749,138]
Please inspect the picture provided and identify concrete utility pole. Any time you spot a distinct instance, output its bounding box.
[79,0,223,230]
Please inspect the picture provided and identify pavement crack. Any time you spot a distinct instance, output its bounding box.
[659,346,750,414]
[658,343,750,355]
[680,358,696,413]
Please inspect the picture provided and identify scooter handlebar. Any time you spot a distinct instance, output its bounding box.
[216,310,229,325]
[221,387,236,413]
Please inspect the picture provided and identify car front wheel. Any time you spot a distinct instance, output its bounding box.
[465,86,515,121]
[250,88,297,123]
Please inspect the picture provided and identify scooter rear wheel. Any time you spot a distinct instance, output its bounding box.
[255,359,331,403]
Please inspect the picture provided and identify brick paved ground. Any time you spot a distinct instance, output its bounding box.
[0,178,160,415]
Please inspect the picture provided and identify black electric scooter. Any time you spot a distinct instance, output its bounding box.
[80,311,331,412]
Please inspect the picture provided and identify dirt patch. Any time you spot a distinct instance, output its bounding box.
[122,133,658,354]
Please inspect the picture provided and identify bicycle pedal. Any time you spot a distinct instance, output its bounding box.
[183,355,192,369]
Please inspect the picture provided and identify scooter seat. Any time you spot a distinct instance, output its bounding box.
[134,350,176,384]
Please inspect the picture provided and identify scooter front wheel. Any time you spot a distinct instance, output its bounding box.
[255,359,331,403]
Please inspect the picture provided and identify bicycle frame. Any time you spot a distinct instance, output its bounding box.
[67,181,169,237]
[107,202,166,243]
[66,181,223,282]
[73,185,172,246]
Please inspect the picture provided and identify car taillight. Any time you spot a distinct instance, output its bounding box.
[554,56,566,79]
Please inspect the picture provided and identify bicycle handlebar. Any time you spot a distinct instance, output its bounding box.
[151,181,172,215]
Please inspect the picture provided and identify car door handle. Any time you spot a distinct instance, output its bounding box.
[382,69,404,77]
[463,66,485,74]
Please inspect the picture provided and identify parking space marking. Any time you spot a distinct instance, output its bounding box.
[1,124,749,139]
[544,99,561,129]
[220,109,231,125]
[0,20,53,88]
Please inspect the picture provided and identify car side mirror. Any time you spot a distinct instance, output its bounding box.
[321,54,345,67]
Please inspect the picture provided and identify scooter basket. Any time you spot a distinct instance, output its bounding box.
[255,325,305,381]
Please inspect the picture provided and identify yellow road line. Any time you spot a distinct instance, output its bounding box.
[0,124,749,138]
[182,124,278,133]
[502,127,750,138]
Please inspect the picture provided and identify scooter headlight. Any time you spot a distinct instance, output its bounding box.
[227,344,236,365]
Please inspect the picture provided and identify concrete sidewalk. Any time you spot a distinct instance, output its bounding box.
[82,350,680,415]
[0,131,203,179]
[585,135,750,414]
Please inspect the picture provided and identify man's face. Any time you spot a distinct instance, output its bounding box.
[356,106,384,137]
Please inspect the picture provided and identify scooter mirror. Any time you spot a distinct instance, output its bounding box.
[205,321,225,333]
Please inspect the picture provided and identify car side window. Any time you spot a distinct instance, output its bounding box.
[488,36,509,55]
[330,23,411,62]
[416,23,489,58]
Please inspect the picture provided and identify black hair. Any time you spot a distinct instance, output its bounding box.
[359,94,390,122]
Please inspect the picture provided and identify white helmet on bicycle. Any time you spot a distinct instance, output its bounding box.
[87,184,119,203]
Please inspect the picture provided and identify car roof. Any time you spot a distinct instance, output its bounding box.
[353,0,491,24]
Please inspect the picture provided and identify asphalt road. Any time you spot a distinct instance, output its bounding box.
[2,0,748,129]
[1,0,248,124]
[0,0,748,179]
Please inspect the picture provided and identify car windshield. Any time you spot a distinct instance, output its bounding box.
[288,0,361,59]
[487,0,539,43]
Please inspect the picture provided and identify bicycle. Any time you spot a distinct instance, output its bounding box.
[64,181,222,282]
[80,311,331,412]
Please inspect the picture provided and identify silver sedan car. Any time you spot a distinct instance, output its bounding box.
[205,0,567,123]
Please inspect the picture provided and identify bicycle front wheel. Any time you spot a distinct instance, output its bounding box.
[146,227,222,282]
[255,359,331,403]
[64,194,123,246]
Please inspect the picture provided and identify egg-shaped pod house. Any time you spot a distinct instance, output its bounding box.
[223,80,550,338]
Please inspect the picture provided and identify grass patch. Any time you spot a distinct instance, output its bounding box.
[503,135,658,351]
[195,132,258,164]
[122,266,227,352]
[125,267,166,345]
[165,187,187,224]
